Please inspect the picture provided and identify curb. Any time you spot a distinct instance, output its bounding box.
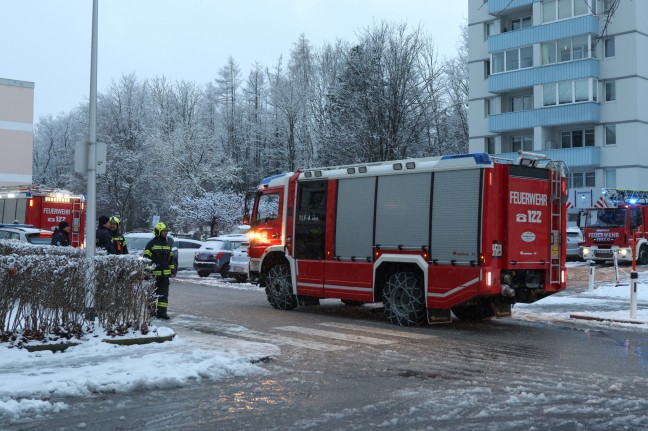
[102,333,176,345]
[569,313,648,325]
[24,331,176,352]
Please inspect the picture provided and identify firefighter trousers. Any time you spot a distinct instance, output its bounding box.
[155,276,170,317]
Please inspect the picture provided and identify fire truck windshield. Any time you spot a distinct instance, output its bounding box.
[585,208,627,228]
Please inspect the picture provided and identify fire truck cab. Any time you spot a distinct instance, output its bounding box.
[581,203,648,264]
[245,152,567,326]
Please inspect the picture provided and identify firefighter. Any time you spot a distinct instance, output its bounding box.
[108,216,129,254]
[144,222,175,320]
[96,215,117,254]
[51,220,71,246]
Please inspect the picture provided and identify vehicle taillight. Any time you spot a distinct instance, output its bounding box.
[215,252,225,260]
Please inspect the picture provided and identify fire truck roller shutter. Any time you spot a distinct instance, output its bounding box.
[375,173,431,250]
[1,197,27,224]
[335,177,376,259]
[431,169,481,264]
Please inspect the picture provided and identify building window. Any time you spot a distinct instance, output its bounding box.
[486,137,495,154]
[605,169,617,188]
[485,98,494,117]
[491,46,533,74]
[558,38,572,62]
[511,16,532,30]
[543,78,598,106]
[604,37,615,58]
[484,22,495,40]
[569,171,596,188]
[511,95,533,112]
[542,36,592,65]
[605,124,617,145]
[484,60,491,78]
[544,0,596,23]
[605,81,616,101]
[561,128,594,148]
[511,135,533,152]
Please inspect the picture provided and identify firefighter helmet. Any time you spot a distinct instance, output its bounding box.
[153,222,169,236]
[109,216,120,225]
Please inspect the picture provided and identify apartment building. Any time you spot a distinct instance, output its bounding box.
[468,0,648,209]
[0,78,34,186]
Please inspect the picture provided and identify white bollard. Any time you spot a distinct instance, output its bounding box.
[630,271,638,320]
[614,251,620,285]
[588,261,596,292]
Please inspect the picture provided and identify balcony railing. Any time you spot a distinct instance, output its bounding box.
[488,0,536,15]
[489,103,600,132]
[488,59,599,93]
[495,146,600,168]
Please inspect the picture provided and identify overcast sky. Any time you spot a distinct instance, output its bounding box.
[0,0,467,122]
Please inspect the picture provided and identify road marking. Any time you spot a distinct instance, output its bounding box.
[275,326,395,345]
[226,329,348,352]
[318,322,435,340]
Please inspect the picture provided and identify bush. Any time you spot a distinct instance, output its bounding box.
[0,240,156,347]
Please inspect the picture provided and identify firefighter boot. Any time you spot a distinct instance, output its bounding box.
[156,308,170,320]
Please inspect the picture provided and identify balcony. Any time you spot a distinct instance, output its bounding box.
[489,59,599,93]
[489,102,600,132]
[488,15,599,52]
[488,0,536,15]
[495,146,600,168]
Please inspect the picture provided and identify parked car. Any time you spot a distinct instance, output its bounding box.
[0,224,53,245]
[566,227,584,261]
[193,237,248,278]
[123,232,179,273]
[228,244,250,282]
[173,238,204,269]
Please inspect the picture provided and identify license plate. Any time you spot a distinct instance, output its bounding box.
[595,250,612,257]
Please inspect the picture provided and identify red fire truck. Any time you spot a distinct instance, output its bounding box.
[0,185,86,247]
[244,152,567,326]
[580,188,648,264]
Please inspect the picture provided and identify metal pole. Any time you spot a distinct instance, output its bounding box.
[630,271,638,320]
[613,250,620,285]
[588,260,596,292]
[85,0,98,319]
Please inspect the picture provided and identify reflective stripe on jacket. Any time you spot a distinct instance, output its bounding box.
[144,236,175,276]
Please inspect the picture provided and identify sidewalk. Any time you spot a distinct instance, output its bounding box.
[513,262,648,330]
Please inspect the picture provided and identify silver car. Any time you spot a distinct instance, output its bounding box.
[566,227,584,261]
[228,244,250,282]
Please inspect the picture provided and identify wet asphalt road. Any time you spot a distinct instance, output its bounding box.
[8,269,648,431]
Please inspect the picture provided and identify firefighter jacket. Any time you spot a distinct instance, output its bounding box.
[144,236,175,277]
[111,230,129,254]
[51,229,70,246]
[96,225,117,254]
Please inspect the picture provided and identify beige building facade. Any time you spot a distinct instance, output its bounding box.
[0,78,34,186]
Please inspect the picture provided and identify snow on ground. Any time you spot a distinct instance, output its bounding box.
[1,267,648,422]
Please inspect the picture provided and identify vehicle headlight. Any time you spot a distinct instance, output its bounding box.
[582,247,591,255]
[618,248,629,256]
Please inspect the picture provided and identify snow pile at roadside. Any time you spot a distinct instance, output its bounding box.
[0,327,279,422]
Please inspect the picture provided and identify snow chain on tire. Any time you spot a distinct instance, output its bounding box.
[265,264,297,310]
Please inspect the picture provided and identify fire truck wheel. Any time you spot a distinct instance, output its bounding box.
[197,270,211,278]
[451,302,495,321]
[265,264,297,310]
[382,271,425,327]
[638,246,648,265]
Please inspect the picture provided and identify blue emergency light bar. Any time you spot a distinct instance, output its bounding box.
[440,152,492,165]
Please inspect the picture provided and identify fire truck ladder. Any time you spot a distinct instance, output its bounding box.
[547,159,567,285]
[601,188,648,205]
[71,199,82,247]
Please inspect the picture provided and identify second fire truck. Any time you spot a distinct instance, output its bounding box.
[244,152,568,326]
[580,188,648,264]
[0,185,86,247]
